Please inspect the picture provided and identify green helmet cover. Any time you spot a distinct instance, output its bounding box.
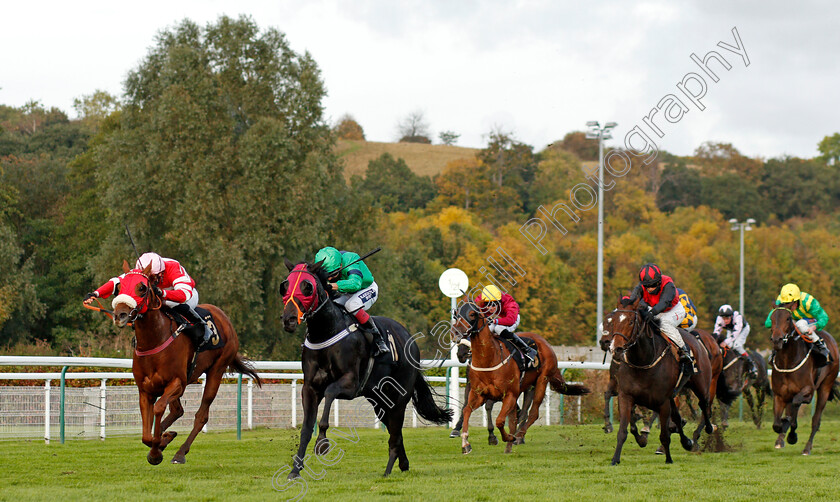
[315,247,342,274]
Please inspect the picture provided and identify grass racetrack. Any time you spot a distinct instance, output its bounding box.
[5,421,840,501]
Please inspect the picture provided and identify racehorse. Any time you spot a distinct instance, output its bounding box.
[603,297,714,464]
[107,260,261,465]
[601,326,721,453]
[453,302,589,454]
[452,339,536,445]
[717,348,771,428]
[768,305,839,454]
[281,260,452,478]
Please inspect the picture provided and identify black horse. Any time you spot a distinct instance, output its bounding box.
[281,260,452,478]
[717,348,771,428]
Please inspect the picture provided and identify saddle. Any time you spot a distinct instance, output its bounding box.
[164,306,224,353]
[499,336,540,373]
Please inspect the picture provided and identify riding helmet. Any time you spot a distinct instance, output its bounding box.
[135,252,165,275]
[718,304,734,317]
[480,285,503,303]
[315,247,342,274]
[639,263,662,288]
[779,283,801,303]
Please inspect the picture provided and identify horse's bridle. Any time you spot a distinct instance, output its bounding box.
[770,307,799,345]
[605,308,643,353]
[122,271,158,323]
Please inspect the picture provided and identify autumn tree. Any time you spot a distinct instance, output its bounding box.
[334,114,365,140]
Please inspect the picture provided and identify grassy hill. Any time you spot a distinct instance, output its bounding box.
[336,140,480,179]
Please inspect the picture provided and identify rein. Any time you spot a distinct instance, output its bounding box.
[456,308,513,371]
[610,308,672,370]
[770,306,812,373]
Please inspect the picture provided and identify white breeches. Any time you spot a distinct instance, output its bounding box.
[334,281,378,313]
[164,285,199,309]
[721,324,751,353]
[490,314,521,335]
[656,302,686,348]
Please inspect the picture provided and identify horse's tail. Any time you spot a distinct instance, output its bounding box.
[830,379,840,402]
[229,353,262,387]
[548,368,590,396]
[411,374,453,425]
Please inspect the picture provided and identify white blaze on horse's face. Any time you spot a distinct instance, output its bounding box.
[619,314,626,323]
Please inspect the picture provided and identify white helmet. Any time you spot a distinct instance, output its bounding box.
[135,252,165,275]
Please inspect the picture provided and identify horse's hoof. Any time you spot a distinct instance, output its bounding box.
[641,427,650,434]
[488,436,498,446]
[504,442,513,454]
[655,446,665,455]
[788,432,798,445]
[171,454,186,464]
[462,444,472,455]
[802,450,811,456]
[775,439,785,449]
[637,436,648,448]
[287,471,302,480]
[315,439,331,456]
[665,458,673,464]
[449,430,460,438]
[681,438,693,451]
[604,424,614,434]
[147,452,163,465]
[513,437,524,445]
[611,459,620,466]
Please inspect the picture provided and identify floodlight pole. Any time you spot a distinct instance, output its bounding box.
[587,121,616,345]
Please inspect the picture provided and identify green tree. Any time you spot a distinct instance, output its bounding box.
[93,15,348,357]
[351,153,435,212]
[818,133,840,166]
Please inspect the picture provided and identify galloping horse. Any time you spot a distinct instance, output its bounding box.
[717,348,771,428]
[107,260,260,464]
[281,260,452,478]
[601,327,722,443]
[604,297,714,464]
[453,302,589,454]
[768,305,839,454]
[452,339,536,445]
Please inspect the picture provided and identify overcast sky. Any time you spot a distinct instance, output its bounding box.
[1,1,836,159]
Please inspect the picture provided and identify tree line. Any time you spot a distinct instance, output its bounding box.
[2,15,839,358]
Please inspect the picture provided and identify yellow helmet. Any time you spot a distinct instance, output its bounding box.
[779,283,801,303]
[481,285,503,303]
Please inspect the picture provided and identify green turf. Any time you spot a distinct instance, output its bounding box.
[4,420,840,501]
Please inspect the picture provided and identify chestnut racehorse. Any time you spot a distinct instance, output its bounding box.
[768,305,839,454]
[107,260,260,464]
[453,302,589,454]
[604,297,714,464]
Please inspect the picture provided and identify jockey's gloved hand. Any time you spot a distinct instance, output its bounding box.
[639,307,653,322]
[154,287,166,299]
[84,291,98,301]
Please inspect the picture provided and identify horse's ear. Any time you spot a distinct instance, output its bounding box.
[122,260,130,274]
[312,258,325,272]
[142,262,153,276]
[284,258,295,272]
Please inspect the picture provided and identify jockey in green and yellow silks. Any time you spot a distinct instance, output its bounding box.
[764,283,830,365]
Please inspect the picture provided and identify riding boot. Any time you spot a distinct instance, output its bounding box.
[813,338,830,367]
[363,319,392,360]
[679,345,697,374]
[500,329,538,366]
[174,304,212,347]
[741,353,758,378]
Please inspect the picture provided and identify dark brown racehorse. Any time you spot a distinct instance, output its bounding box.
[107,261,260,464]
[601,327,722,448]
[768,305,839,454]
[453,302,589,454]
[604,297,714,464]
[717,347,771,428]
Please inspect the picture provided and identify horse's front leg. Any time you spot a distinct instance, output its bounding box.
[316,373,358,456]
[495,391,519,453]
[289,384,322,480]
[603,388,617,433]
[139,391,155,451]
[772,394,788,448]
[611,393,634,465]
[787,403,802,445]
[461,390,485,454]
[148,379,183,465]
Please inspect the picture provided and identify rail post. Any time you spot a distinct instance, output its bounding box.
[237,373,243,440]
[60,366,68,444]
[44,380,51,444]
[100,379,107,440]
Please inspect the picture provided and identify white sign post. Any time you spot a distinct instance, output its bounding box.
[439,268,468,429]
